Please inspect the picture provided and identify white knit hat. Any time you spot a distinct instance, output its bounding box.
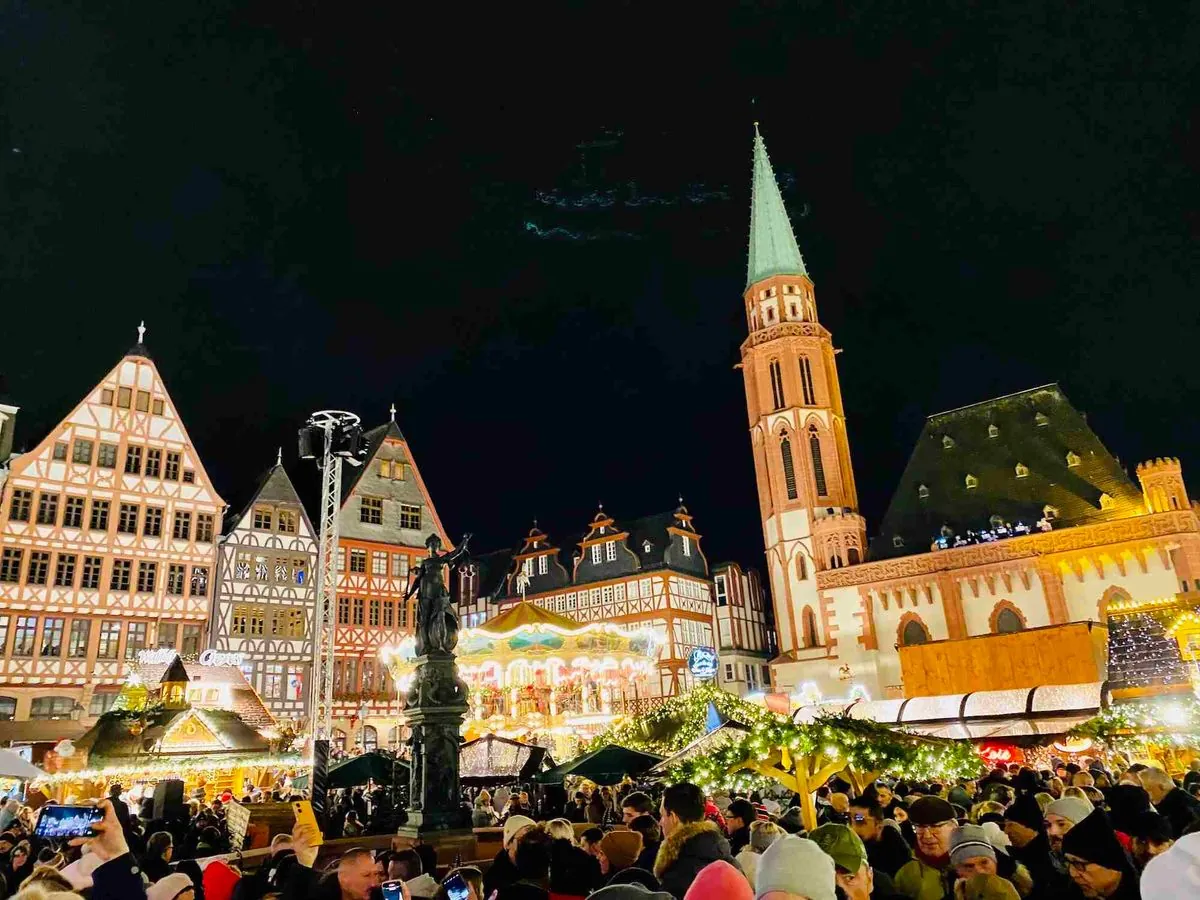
[754,835,835,900]
[1044,796,1093,825]
[1140,833,1200,899]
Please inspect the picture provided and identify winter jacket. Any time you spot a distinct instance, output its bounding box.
[483,848,522,900]
[727,824,751,856]
[733,848,760,891]
[653,820,741,900]
[894,856,953,900]
[1156,787,1200,838]
[866,825,913,877]
[92,854,149,900]
[634,840,660,873]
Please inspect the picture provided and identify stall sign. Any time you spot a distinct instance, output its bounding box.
[976,741,1026,766]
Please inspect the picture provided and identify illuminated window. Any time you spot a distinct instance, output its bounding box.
[125,622,147,658]
[264,664,283,699]
[591,544,602,565]
[189,566,209,597]
[538,555,548,575]
[11,617,37,656]
[372,552,388,575]
[278,510,297,534]
[1015,462,1029,478]
[988,423,999,439]
[942,435,955,450]
[125,445,143,474]
[965,474,979,490]
[917,484,929,500]
[136,390,150,412]
[97,621,121,658]
[682,536,692,557]
[605,541,617,562]
[100,388,114,405]
[152,398,165,415]
[349,549,366,573]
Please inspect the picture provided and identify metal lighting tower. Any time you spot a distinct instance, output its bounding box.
[298,410,364,823]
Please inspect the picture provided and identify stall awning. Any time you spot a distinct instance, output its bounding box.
[792,682,1108,740]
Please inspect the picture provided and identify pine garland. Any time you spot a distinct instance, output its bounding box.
[1068,698,1200,750]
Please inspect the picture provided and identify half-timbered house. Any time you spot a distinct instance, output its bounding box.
[0,327,224,741]
[330,414,451,750]
[712,561,776,696]
[211,455,317,728]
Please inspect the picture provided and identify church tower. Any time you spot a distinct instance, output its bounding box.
[740,125,866,685]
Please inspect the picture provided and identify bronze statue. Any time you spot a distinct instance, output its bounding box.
[406,533,472,656]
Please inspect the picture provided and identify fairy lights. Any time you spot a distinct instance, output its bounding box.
[1069,698,1200,750]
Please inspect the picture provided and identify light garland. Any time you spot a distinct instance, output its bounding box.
[587,682,783,756]
[664,713,984,794]
[34,754,309,786]
[1069,698,1200,750]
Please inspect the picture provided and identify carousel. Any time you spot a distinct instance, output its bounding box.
[381,601,660,759]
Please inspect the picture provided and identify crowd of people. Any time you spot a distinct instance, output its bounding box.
[3,754,1199,900]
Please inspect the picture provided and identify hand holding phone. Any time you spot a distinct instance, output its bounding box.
[443,874,470,900]
[35,804,104,840]
[291,800,324,847]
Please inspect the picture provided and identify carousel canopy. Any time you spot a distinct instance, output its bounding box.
[535,744,663,785]
[456,600,660,661]
[460,734,555,784]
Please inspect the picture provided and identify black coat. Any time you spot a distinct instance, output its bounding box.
[653,821,740,900]
[728,824,751,856]
[93,854,148,900]
[483,848,521,900]
[1156,787,1200,838]
[865,825,912,878]
[635,840,660,873]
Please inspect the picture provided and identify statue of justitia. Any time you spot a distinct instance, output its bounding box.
[406,533,472,656]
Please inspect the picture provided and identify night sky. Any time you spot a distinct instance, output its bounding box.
[3,3,1199,573]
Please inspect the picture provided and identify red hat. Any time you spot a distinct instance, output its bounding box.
[203,859,241,900]
[684,861,752,900]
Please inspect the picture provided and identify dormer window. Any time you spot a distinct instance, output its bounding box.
[521,557,533,576]
[893,535,905,548]
[1015,462,1029,478]
[1035,411,1049,426]
[988,424,999,438]
[1043,505,1059,520]
[965,474,979,490]
[1066,450,1081,467]
[682,536,692,557]
[538,555,548,575]
[605,540,617,562]
[590,544,602,565]
[1100,493,1115,510]
[642,539,653,554]
[917,484,930,500]
[943,435,955,450]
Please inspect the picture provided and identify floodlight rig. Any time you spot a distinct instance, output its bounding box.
[298,410,365,820]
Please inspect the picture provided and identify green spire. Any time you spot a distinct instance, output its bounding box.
[747,124,807,287]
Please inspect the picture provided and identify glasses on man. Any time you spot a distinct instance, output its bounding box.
[852,814,868,824]
[1065,857,1095,873]
[913,821,956,833]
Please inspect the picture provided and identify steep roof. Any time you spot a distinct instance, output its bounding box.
[476,600,584,634]
[746,124,807,287]
[340,421,404,502]
[224,457,315,535]
[872,384,1144,559]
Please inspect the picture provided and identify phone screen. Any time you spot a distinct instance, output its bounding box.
[382,880,403,900]
[443,875,469,900]
[34,805,105,839]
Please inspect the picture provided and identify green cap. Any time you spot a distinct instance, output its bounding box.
[809,823,867,874]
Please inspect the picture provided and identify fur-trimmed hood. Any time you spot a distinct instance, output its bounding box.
[653,820,740,898]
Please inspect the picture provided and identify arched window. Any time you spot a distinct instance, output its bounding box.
[829,553,843,569]
[780,434,798,500]
[847,547,861,565]
[0,697,15,721]
[769,359,785,409]
[795,554,807,581]
[802,607,819,648]
[901,619,930,646]
[995,608,1024,634]
[357,725,378,752]
[809,426,828,496]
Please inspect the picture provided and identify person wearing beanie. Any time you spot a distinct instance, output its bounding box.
[850,797,912,878]
[754,834,835,900]
[601,832,645,880]
[736,820,786,892]
[683,861,751,900]
[655,783,740,899]
[147,872,195,900]
[894,797,958,900]
[1139,831,1200,899]
[1060,809,1139,899]
[483,815,537,899]
[1043,797,1093,854]
[949,825,997,881]
[777,806,805,835]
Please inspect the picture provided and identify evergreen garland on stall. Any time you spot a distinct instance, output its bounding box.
[1068,698,1200,750]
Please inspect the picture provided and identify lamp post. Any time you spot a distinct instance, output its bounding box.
[297,410,365,825]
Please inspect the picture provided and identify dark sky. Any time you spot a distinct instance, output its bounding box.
[3,3,1199,572]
